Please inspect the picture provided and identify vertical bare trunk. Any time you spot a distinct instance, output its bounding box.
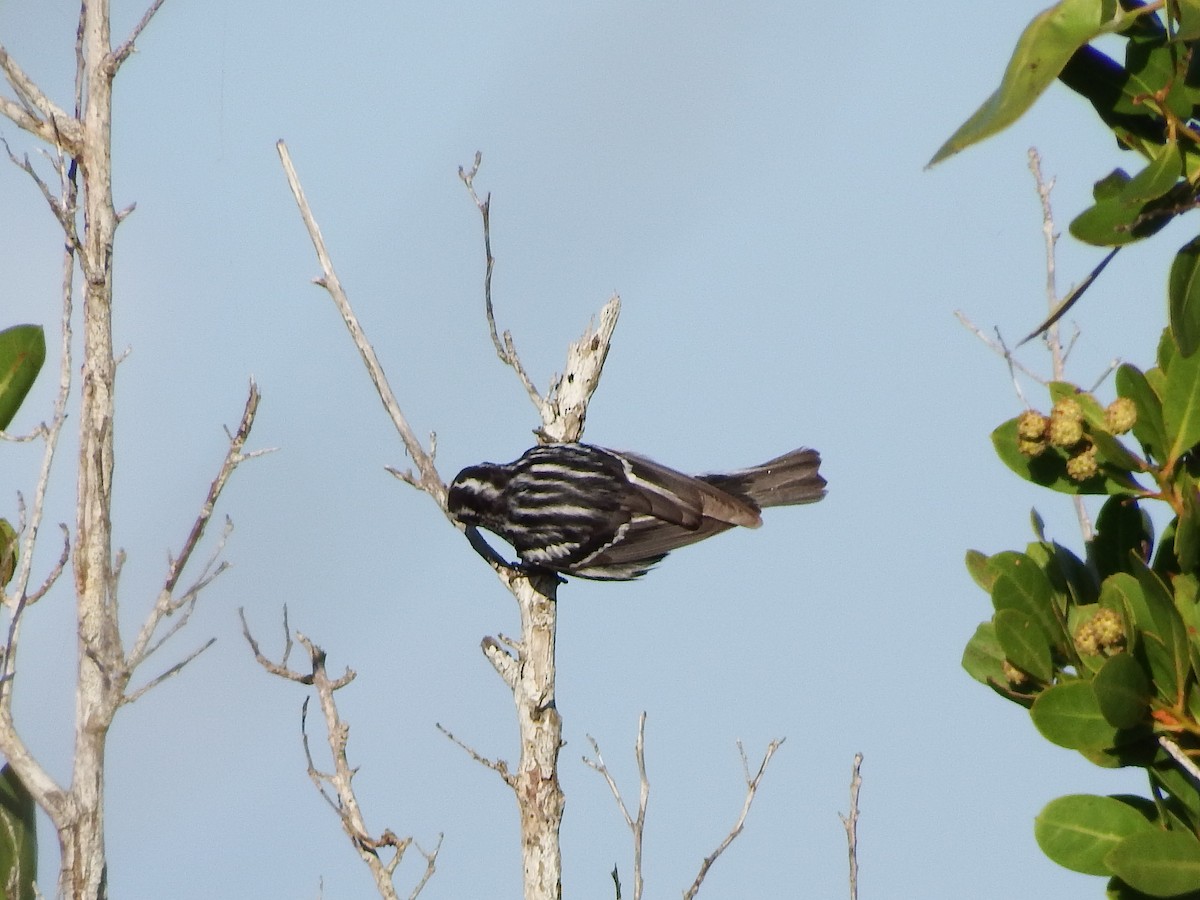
[65,3,120,897]
[514,584,563,900]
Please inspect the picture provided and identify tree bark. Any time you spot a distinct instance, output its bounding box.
[64,4,121,896]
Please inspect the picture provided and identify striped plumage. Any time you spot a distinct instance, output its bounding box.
[447,443,825,580]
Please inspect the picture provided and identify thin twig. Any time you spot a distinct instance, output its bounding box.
[1028,148,1094,542]
[583,712,649,900]
[839,753,863,900]
[1160,737,1200,787]
[110,0,170,68]
[682,738,785,899]
[276,140,446,507]
[436,722,514,787]
[124,382,268,683]
[458,152,544,411]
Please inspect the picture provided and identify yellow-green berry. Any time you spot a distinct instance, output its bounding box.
[1018,437,1048,457]
[1001,659,1030,686]
[1105,397,1137,435]
[1053,397,1083,422]
[1091,608,1126,652]
[1066,445,1099,482]
[1049,406,1085,447]
[1074,621,1101,656]
[1017,410,1049,441]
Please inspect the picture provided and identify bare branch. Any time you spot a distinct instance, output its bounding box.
[110,0,170,69]
[1160,737,1200,787]
[538,293,621,443]
[119,637,215,706]
[458,152,544,410]
[682,738,785,899]
[275,140,446,506]
[839,753,863,900]
[952,311,1044,396]
[436,722,514,787]
[1028,148,1094,543]
[125,382,266,675]
[292,634,428,899]
[0,44,84,152]
[583,712,649,900]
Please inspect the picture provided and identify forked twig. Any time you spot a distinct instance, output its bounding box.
[682,738,784,899]
[583,712,649,900]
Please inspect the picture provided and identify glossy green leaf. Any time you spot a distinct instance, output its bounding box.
[1130,565,1189,703]
[0,519,16,588]
[1070,181,1182,246]
[963,621,1007,688]
[1177,472,1200,571]
[1178,0,1200,41]
[1092,497,1153,580]
[1120,141,1183,206]
[1117,363,1167,463]
[1031,681,1123,750]
[1092,653,1151,729]
[1107,830,1200,895]
[989,550,1065,647]
[1035,794,1155,876]
[0,326,44,432]
[0,765,36,900]
[996,608,1054,683]
[1171,237,1200,358]
[928,0,1123,166]
[965,549,995,593]
[1164,345,1200,461]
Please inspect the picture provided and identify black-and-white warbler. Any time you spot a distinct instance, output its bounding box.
[447,443,825,580]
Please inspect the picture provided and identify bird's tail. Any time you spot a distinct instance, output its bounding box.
[700,448,826,509]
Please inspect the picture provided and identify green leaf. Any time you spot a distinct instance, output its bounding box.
[996,608,1054,683]
[1117,363,1167,463]
[928,0,1123,166]
[1164,344,1200,461]
[0,765,37,900]
[965,549,995,593]
[1070,178,1182,247]
[1178,0,1200,41]
[1177,472,1200,571]
[1107,830,1200,895]
[0,326,44,432]
[1120,141,1183,206]
[1092,653,1151,729]
[1130,565,1190,703]
[1171,237,1200,358]
[989,550,1066,648]
[1031,681,1124,750]
[0,520,16,588]
[1092,497,1153,579]
[962,621,1007,687]
[1035,794,1155,876]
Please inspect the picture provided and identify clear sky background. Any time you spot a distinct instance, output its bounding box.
[0,2,1183,898]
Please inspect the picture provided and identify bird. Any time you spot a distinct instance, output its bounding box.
[446,443,825,580]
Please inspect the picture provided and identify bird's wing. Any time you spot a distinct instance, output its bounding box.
[618,451,762,528]
[579,514,738,570]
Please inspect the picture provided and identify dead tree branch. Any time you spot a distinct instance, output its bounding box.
[242,611,438,898]
[583,712,649,900]
[840,753,863,900]
[682,738,785,899]
[275,140,446,505]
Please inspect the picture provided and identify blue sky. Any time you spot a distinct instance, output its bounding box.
[0,2,1184,897]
